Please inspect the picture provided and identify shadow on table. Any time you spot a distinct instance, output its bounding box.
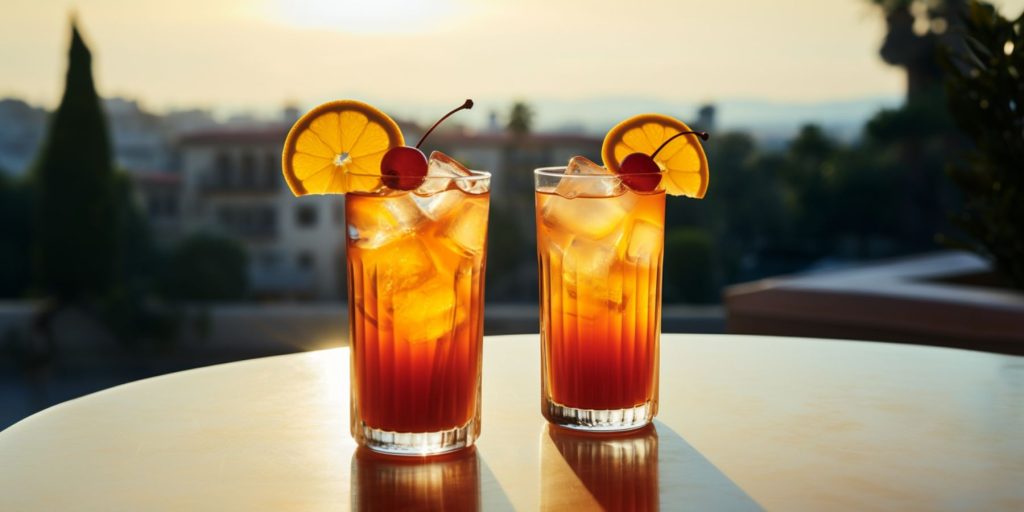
[543,421,762,511]
[349,446,514,512]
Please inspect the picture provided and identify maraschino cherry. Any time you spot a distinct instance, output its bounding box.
[618,130,709,192]
[380,99,474,190]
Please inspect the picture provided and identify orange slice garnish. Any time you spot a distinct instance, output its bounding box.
[601,114,709,198]
[281,100,404,195]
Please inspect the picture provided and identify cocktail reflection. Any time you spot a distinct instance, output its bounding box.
[351,446,480,511]
[542,424,659,510]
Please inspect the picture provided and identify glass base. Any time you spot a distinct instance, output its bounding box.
[544,398,654,432]
[355,419,478,456]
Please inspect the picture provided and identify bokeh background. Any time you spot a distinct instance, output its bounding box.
[1,0,1022,428]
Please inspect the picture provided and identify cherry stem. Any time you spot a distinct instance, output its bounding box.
[416,99,474,149]
[650,130,709,159]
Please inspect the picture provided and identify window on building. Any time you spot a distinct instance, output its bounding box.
[263,153,278,190]
[148,197,161,218]
[297,251,315,270]
[217,206,234,227]
[296,204,318,228]
[239,209,254,232]
[259,251,281,269]
[165,195,179,217]
[241,151,255,170]
[149,193,177,219]
[240,152,256,188]
[260,208,277,232]
[215,151,232,188]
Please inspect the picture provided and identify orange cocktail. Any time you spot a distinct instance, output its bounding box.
[279,97,487,455]
[535,113,710,431]
[347,175,489,454]
[536,160,665,430]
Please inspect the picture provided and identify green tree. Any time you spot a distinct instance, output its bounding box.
[940,1,1024,287]
[507,101,534,136]
[164,234,248,301]
[870,0,966,102]
[667,131,791,285]
[663,228,717,303]
[31,21,118,302]
[0,173,32,297]
[780,125,840,255]
[485,203,530,301]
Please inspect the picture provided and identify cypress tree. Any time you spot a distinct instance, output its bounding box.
[32,20,117,302]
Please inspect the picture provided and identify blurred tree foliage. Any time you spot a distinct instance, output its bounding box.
[871,0,967,100]
[97,172,179,345]
[12,21,253,354]
[31,23,118,302]
[507,101,534,136]
[163,234,248,301]
[485,203,532,301]
[0,174,32,297]
[940,1,1024,287]
[652,0,977,300]
[663,228,717,303]
[665,99,960,297]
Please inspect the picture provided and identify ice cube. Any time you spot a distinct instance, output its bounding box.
[457,173,489,195]
[555,156,624,199]
[544,229,574,257]
[626,219,663,262]
[541,193,636,240]
[370,236,437,293]
[412,188,462,221]
[443,199,489,255]
[416,151,470,196]
[346,193,424,249]
[390,275,457,343]
[563,236,623,310]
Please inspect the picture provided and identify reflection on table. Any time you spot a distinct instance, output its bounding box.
[351,446,480,511]
[544,424,659,511]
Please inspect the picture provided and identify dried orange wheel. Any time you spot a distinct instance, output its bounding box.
[281,100,404,195]
[602,114,709,198]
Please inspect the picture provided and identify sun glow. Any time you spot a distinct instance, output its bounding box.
[267,0,457,34]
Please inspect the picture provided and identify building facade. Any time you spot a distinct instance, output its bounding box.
[178,127,346,300]
[173,124,602,301]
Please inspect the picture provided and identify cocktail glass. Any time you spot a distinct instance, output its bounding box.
[346,169,490,455]
[535,164,664,431]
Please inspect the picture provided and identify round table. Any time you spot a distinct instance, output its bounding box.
[1,334,1022,511]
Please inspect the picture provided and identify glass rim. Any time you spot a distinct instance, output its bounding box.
[348,169,492,182]
[534,166,663,178]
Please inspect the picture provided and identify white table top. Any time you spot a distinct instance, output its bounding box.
[1,334,1022,511]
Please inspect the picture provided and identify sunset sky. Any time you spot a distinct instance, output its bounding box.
[3,0,1024,119]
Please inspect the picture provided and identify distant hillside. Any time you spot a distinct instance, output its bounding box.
[374,95,903,148]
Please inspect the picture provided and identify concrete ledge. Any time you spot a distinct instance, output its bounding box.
[725,251,1024,354]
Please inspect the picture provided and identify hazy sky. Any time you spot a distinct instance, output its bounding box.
[3,0,1024,115]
